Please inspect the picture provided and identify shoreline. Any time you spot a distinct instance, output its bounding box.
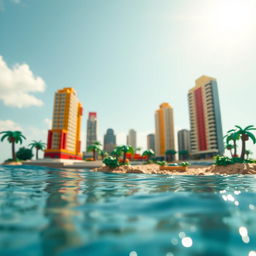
[93,163,256,175]
[2,161,256,175]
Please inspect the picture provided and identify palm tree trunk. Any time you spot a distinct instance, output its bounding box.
[12,142,16,161]
[229,150,232,158]
[240,138,246,160]
[123,152,126,164]
[36,149,39,160]
[93,150,96,161]
[233,140,237,157]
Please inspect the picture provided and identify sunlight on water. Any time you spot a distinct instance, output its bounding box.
[1,165,256,256]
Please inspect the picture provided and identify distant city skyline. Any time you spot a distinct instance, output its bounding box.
[147,133,155,152]
[127,129,137,149]
[104,128,116,153]
[1,0,256,162]
[86,112,97,151]
[178,129,190,160]
[155,103,175,157]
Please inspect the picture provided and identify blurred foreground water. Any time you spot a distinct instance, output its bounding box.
[0,165,256,256]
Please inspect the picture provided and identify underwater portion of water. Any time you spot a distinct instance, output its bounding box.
[0,165,256,256]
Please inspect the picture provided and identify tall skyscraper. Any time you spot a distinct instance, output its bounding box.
[44,88,83,160]
[103,128,116,153]
[86,112,97,150]
[147,133,155,151]
[127,129,137,149]
[188,75,224,158]
[178,129,190,159]
[155,103,175,157]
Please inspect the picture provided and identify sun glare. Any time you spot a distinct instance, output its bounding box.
[216,0,252,31]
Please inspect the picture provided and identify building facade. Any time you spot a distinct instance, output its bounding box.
[188,75,224,158]
[103,128,116,153]
[147,133,155,151]
[127,129,137,149]
[155,103,175,157]
[86,112,97,150]
[178,129,190,160]
[44,87,83,160]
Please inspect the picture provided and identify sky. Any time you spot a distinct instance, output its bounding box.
[1,0,256,161]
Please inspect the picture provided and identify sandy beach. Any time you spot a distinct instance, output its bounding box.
[93,163,256,175]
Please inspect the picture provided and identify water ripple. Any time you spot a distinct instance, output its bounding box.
[1,166,256,256]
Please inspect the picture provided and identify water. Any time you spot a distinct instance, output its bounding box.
[1,166,256,256]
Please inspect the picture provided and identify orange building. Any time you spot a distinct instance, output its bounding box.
[155,103,175,157]
[44,88,83,160]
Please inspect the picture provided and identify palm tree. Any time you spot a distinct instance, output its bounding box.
[165,149,177,162]
[224,130,240,157]
[225,144,234,158]
[28,140,46,160]
[235,125,256,160]
[111,146,122,160]
[0,131,26,161]
[142,149,155,161]
[99,150,108,160]
[179,150,189,160]
[87,141,102,161]
[120,145,134,164]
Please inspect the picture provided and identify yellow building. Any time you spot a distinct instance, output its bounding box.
[155,103,175,157]
[44,88,83,160]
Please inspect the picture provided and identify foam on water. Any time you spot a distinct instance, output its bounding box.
[1,165,256,256]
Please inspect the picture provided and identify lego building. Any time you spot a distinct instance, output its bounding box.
[44,88,83,160]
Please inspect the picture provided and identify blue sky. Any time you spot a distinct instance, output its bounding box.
[0,0,256,161]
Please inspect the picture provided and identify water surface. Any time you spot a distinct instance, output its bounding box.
[0,165,256,256]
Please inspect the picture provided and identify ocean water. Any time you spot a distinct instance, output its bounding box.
[0,166,256,256]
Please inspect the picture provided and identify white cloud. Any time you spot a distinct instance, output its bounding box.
[0,120,22,131]
[0,56,46,108]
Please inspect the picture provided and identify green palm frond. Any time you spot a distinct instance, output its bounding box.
[235,125,243,131]
[245,125,255,130]
[1,133,10,142]
[0,130,26,144]
[120,145,134,154]
[29,140,46,150]
[142,149,155,157]
[246,131,256,144]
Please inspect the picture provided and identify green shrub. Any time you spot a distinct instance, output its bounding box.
[215,155,234,166]
[180,162,190,167]
[16,147,33,161]
[103,156,120,168]
[244,159,256,164]
[4,158,21,163]
[155,161,167,166]
[231,157,244,164]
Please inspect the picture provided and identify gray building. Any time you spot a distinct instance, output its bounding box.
[178,129,190,160]
[147,133,155,152]
[86,112,97,150]
[127,129,137,149]
[104,128,116,153]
